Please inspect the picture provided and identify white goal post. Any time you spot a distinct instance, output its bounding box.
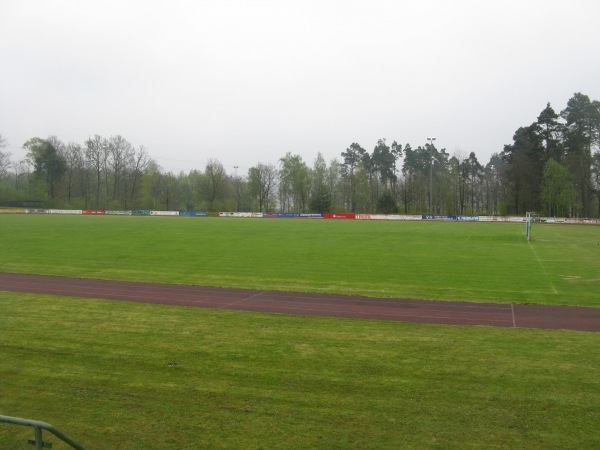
[525,212,539,241]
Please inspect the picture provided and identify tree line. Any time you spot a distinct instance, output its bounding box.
[1,92,599,217]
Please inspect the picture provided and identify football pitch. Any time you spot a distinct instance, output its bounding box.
[1,215,599,306]
[1,215,599,448]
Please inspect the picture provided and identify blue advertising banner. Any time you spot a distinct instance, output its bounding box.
[422,215,454,220]
[179,211,207,217]
[263,213,302,218]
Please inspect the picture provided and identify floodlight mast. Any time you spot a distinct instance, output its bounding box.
[427,137,436,216]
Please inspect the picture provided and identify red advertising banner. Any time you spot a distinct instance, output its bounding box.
[82,210,106,215]
[323,213,356,220]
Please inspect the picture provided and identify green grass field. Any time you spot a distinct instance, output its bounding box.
[1,292,599,449]
[1,215,599,306]
[1,215,599,448]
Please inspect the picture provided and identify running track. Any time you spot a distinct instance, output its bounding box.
[1,273,599,332]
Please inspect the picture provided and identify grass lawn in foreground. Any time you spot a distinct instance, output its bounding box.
[0,215,599,306]
[1,292,599,449]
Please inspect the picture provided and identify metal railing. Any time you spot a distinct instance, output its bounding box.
[0,415,86,450]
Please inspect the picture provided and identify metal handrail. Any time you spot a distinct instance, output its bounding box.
[0,415,86,450]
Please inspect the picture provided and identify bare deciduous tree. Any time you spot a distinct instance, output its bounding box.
[248,163,278,211]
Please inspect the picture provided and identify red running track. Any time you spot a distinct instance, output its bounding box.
[1,273,598,331]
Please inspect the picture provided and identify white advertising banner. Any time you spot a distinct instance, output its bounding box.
[391,215,423,221]
[48,209,82,214]
[219,212,258,218]
[150,211,179,216]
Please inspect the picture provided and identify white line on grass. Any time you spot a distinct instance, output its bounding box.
[219,291,265,308]
[511,303,516,327]
[528,240,559,295]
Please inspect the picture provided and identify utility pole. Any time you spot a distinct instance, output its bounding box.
[427,137,436,215]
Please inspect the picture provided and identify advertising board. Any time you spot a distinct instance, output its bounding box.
[48,209,81,214]
[323,213,356,219]
[219,212,256,218]
[0,208,25,214]
[263,212,292,218]
[150,211,178,216]
[179,211,207,217]
[389,215,422,221]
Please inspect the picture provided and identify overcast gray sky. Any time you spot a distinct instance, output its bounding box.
[1,0,599,174]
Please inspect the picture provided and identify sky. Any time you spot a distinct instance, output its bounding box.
[1,0,599,175]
